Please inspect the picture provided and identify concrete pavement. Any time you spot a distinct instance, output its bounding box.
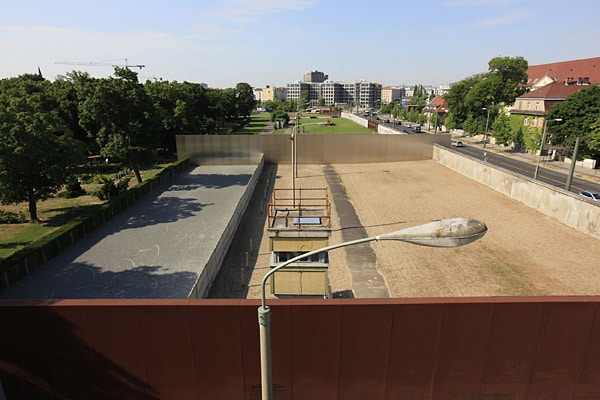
[0,165,258,299]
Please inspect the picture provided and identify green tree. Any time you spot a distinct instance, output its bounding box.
[0,75,85,222]
[546,85,600,159]
[514,126,525,150]
[299,91,310,111]
[491,112,513,145]
[463,114,481,137]
[79,67,158,183]
[589,117,600,154]
[444,76,480,130]
[445,56,528,131]
[145,80,208,151]
[50,74,91,151]
[234,82,255,118]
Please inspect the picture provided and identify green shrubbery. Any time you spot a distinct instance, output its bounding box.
[0,209,27,224]
[94,176,131,201]
[59,175,87,198]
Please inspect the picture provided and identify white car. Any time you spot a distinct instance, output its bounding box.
[451,141,464,147]
[578,190,600,202]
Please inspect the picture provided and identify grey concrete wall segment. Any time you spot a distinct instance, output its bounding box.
[0,162,263,300]
[342,112,369,127]
[187,157,264,298]
[434,145,600,239]
[176,134,449,165]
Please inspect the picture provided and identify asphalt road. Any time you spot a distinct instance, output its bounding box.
[449,143,600,198]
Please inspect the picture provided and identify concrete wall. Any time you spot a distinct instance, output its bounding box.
[188,156,265,298]
[434,145,600,239]
[2,297,600,399]
[342,111,369,127]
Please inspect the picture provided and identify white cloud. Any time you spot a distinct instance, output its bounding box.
[214,0,317,23]
[443,0,528,6]
[472,11,529,27]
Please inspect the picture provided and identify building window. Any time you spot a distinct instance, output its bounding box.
[276,251,327,263]
[535,102,539,110]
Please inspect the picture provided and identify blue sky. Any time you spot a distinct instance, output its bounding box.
[1,0,598,88]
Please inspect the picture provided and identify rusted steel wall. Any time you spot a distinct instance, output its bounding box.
[1,297,600,399]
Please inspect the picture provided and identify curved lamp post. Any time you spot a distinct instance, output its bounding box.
[258,217,488,400]
[482,107,491,148]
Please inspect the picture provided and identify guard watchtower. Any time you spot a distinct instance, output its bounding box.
[267,188,332,297]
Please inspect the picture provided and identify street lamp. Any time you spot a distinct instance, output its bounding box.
[565,136,580,191]
[258,217,488,400]
[482,107,491,148]
[534,118,562,180]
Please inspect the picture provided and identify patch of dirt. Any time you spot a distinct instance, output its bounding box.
[211,161,600,299]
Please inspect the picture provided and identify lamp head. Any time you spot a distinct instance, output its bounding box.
[376,218,487,247]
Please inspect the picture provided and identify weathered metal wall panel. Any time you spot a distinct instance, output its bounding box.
[2,298,600,399]
[176,134,449,165]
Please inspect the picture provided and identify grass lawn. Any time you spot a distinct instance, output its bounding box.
[234,112,271,134]
[273,115,373,135]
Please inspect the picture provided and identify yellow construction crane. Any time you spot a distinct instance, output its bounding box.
[54,59,145,69]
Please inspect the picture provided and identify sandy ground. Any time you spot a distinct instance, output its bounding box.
[209,160,600,299]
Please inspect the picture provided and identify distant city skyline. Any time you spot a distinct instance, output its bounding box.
[1,0,599,89]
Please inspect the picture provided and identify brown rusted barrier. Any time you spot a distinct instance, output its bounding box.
[1,297,599,399]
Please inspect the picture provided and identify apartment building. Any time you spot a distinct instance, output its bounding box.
[262,86,287,102]
[286,79,380,109]
[381,87,404,104]
[304,70,329,83]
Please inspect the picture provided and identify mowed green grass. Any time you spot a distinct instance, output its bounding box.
[273,115,372,135]
[239,112,373,135]
[235,112,272,134]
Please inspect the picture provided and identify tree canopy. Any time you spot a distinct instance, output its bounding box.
[0,66,258,221]
[78,67,158,183]
[445,56,528,135]
[546,85,600,159]
[0,74,85,222]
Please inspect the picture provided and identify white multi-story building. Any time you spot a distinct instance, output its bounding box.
[286,79,380,109]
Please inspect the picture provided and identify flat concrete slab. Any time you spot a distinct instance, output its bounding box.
[0,165,257,299]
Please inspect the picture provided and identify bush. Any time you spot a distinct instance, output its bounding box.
[0,209,27,224]
[94,176,131,201]
[59,175,86,198]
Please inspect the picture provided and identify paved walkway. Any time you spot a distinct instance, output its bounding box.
[324,165,389,298]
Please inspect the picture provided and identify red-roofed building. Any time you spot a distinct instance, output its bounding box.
[509,57,598,135]
[525,56,600,89]
[510,81,585,120]
[425,96,449,132]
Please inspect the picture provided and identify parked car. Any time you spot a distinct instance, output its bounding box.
[451,140,464,147]
[578,190,600,202]
[411,125,421,133]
